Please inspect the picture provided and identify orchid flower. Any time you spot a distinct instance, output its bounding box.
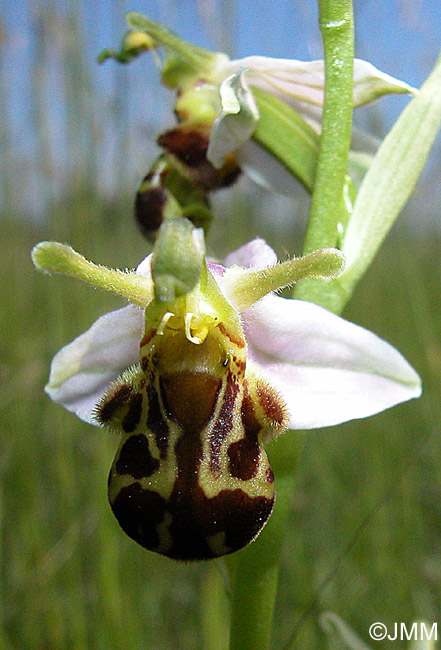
[100,14,415,196]
[32,237,420,560]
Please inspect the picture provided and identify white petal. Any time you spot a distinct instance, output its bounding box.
[223,238,277,270]
[207,69,259,168]
[135,254,152,275]
[46,305,143,425]
[243,295,421,429]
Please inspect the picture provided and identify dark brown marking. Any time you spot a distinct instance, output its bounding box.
[135,186,167,241]
[147,383,169,459]
[257,382,288,428]
[235,360,246,374]
[122,392,143,433]
[227,438,260,480]
[227,384,262,480]
[115,434,160,478]
[218,323,245,348]
[160,372,222,434]
[98,384,133,423]
[241,383,262,439]
[166,397,274,560]
[110,480,274,561]
[140,329,157,349]
[210,371,239,475]
[110,482,166,550]
[158,128,210,168]
[109,374,275,560]
[157,127,241,191]
[266,467,275,483]
[141,356,149,371]
[165,487,274,561]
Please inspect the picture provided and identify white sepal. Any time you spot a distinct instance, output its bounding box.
[242,294,421,429]
[223,56,416,108]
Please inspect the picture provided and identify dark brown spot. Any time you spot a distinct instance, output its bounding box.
[122,393,143,433]
[135,185,167,241]
[257,382,288,428]
[218,323,245,348]
[266,467,275,483]
[110,482,166,550]
[227,438,260,481]
[160,372,221,434]
[227,383,262,480]
[147,384,169,459]
[98,384,133,423]
[210,372,239,475]
[115,434,160,478]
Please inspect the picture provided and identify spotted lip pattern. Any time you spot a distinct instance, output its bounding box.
[107,369,277,561]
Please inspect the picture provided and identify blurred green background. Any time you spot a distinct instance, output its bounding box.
[1,1,441,648]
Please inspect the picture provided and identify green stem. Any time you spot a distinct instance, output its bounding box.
[295,0,354,309]
[227,433,306,650]
[201,564,230,650]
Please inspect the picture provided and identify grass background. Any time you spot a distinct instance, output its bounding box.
[1,2,441,648]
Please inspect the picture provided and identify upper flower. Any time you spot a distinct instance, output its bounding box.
[99,13,416,196]
[32,238,421,431]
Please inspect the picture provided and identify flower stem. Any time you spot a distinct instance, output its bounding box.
[227,433,306,650]
[295,0,354,309]
[200,564,230,650]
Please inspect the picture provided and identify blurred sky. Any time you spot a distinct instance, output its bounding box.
[1,0,440,222]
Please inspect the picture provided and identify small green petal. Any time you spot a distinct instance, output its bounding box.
[222,247,345,312]
[32,242,153,307]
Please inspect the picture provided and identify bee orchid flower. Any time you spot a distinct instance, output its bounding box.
[32,238,420,560]
[103,14,416,196]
